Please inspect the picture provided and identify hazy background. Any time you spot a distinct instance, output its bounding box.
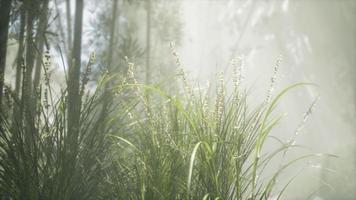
[177,1,356,199]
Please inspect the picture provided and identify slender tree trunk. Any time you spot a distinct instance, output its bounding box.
[54,0,69,57]
[107,0,118,71]
[146,0,151,85]
[67,0,84,144]
[24,2,35,98]
[33,0,49,92]
[66,0,72,49]
[15,7,26,102]
[97,0,118,131]
[22,1,36,132]
[0,0,11,109]
[13,5,26,126]
[66,2,84,196]
[144,0,152,109]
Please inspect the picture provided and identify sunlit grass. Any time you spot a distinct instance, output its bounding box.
[104,57,323,200]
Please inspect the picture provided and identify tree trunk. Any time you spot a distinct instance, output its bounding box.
[13,4,26,126]
[67,0,84,144]
[33,0,49,92]
[22,1,36,133]
[97,0,118,132]
[15,6,25,102]
[0,0,11,109]
[146,0,151,85]
[107,0,118,71]
[54,0,69,57]
[66,0,72,49]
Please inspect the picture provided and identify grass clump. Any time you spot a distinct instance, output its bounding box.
[106,55,318,200]
[0,58,126,199]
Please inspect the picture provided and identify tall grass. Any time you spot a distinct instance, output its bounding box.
[0,60,126,199]
[0,50,325,199]
[105,55,322,199]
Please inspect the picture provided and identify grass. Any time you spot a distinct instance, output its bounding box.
[0,64,126,199]
[0,50,325,199]
[104,56,322,199]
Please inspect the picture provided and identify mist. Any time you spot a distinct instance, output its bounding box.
[179,1,356,198]
[0,0,355,199]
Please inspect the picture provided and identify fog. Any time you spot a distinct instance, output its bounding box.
[179,0,356,198]
[1,0,355,199]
